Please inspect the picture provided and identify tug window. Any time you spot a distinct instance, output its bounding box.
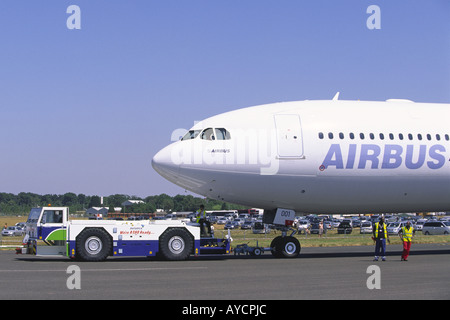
[41,210,63,224]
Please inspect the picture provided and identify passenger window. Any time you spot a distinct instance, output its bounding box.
[201,128,216,140]
[359,133,365,140]
[389,133,394,140]
[379,133,384,140]
[369,133,374,140]
[328,132,334,139]
[339,132,344,139]
[436,134,441,141]
[427,134,431,141]
[215,128,231,140]
[445,134,449,141]
[349,133,355,140]
[319,132,324,139]
[399,133,404,140]
[408,134,413,140]
[418,134,422,141]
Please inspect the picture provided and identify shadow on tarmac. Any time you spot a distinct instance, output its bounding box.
[14,245,449,263]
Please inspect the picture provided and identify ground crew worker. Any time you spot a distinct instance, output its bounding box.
[372,217,390,261]
[195,205,211,237]
[399,221,415,261]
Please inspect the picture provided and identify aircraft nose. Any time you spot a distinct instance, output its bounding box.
[152,144,180,183]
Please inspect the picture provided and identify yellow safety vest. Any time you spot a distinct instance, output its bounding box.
[374,222,387,238]
[196,209,206,223]
[401,226,414,242]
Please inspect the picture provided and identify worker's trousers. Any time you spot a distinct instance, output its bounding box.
[198,219,211,236]
[402,241,412,260]
[374,238,386,259]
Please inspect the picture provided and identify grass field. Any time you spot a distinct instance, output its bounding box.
[1,216,449,250]
[212,224,450,248]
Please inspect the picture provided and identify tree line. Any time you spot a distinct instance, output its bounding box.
[0,192,248,216]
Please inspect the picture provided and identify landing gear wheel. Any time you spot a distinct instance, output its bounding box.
[76,228,112,262]
[280,236,301,258]
[270,236,283,258]
[159,228,193,261]
[271,236,300,258]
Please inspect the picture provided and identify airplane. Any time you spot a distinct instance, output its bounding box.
[152,95,450,257]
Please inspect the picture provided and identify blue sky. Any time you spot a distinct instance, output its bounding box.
[0,0,449,197]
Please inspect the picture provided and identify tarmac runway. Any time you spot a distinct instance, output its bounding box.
[1,243,449,302]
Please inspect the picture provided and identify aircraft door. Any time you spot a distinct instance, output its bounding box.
[274,114,304,158]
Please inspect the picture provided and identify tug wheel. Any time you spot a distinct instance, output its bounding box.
[159,228,193,261]
[76,228,112,262]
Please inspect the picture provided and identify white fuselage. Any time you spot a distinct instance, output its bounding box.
[152,100,450,214]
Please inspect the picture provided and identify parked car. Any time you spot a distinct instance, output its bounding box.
[360,221,373,234]
[224,221,239,230]
[15,222,26,228]
[240,221,253,230]
[216,218,228,225]
[252,221,270,234]
[224,213,236,220]
[342,219,353,227]
[296,220,310,233]
[238,214,250,220]
[422,221,450,235]
[414,220,426,231]
[387,222,406,235]
[2,226,24,236]
[310,223,321,234]
[337,222,352,234]
[164,214,177,220]
[351,219,361,228]
[331,219,341,228]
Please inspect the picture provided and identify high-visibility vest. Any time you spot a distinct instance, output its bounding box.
[374,222,387,239]
[401,226,414,242]
[196,209,206,223]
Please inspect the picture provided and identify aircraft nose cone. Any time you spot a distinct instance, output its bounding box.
[152,145,180,182]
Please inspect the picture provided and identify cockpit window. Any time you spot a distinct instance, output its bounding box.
[201,128,216,140]
[183,127,231,141]
[181,130,201,141]
[215,128,231,140]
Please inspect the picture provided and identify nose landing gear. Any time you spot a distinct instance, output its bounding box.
[270,234,301,258]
